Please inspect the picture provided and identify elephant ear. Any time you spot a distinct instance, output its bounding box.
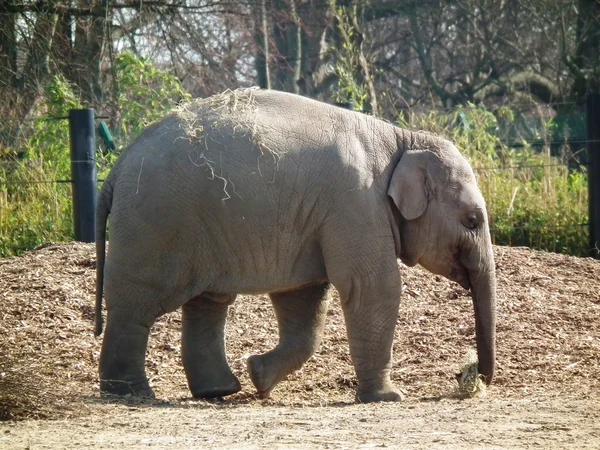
[387,151,429,220]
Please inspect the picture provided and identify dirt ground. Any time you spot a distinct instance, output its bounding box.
[0,243,599,449]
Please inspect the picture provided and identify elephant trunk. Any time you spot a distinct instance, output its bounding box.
[468,247,497,385]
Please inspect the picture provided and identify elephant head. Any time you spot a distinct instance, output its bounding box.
[387,135,496,384]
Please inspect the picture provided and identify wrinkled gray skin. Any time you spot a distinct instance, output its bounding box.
[95,89,496,403]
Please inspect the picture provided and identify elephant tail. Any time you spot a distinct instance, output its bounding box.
[95,173,114,336]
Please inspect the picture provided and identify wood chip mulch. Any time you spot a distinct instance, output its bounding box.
[1,243,599,420]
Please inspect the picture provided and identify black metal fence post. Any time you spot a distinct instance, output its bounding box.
[69,109,97,243]
[587,93,600,258]
[335,101,355,111]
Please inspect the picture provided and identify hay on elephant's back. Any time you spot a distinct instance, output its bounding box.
[174,87,262,144]
[174,87,281,178]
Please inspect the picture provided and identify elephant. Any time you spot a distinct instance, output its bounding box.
[95,87,496,403]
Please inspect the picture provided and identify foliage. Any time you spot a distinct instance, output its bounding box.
[398,105,589,256]
[0,54,189,257]
[330,2,368,111]
[114,52,191,149]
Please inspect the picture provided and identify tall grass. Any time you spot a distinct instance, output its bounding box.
[0,168,73,257]
[399,105,588,255]
[0,76,78,257]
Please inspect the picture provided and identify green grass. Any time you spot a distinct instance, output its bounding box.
[0,164,73,257]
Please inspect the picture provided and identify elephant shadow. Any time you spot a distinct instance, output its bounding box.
[82,392,359,411]
[83,388,471,410]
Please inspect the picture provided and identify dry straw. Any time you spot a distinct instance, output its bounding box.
[0,343,61,420]
[174,87,262,145]
[174,87,281,186]
[456,349,487,398]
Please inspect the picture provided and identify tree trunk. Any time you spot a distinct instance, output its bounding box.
[0,0,17,147]
[349,5,378,115]
[272,0,302,93]
[69,0,106,105]
[0,0,16,88]
[18,11,59,120]
[254,0,271,89]
[574,0,600,95]
[296,0,332,98]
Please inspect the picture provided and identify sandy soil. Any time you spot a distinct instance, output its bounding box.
[1,243,599,449]
[2,396,599,449]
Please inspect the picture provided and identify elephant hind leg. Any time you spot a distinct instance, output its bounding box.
[247,282,331,398]
[99,308,155,398]
[182,294,241,399]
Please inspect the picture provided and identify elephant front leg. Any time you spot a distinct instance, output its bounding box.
[181,295,241,399]
[340,274,404,403]
[247,283,330,398]
[99,310,155,397]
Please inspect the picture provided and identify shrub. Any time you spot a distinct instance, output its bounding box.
[113,52,191,150]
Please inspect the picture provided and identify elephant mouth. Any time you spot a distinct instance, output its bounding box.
[450,264,471,290]
[419,255,471,290]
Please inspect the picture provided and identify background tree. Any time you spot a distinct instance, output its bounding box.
[0,0,598,135]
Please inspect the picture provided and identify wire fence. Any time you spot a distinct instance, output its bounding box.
[0,162,588,183]
[0,146,591,183]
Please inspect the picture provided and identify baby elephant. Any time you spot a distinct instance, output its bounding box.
[95,88,496,403]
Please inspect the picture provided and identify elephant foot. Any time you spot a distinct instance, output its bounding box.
[189,371,241,399]
[182,295,241,399]
[99,311,156,399]
[247,354,279,398]
[356,382,406,403]
[100,378,155,398]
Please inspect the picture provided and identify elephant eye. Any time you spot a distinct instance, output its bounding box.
[461,212,479,230]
